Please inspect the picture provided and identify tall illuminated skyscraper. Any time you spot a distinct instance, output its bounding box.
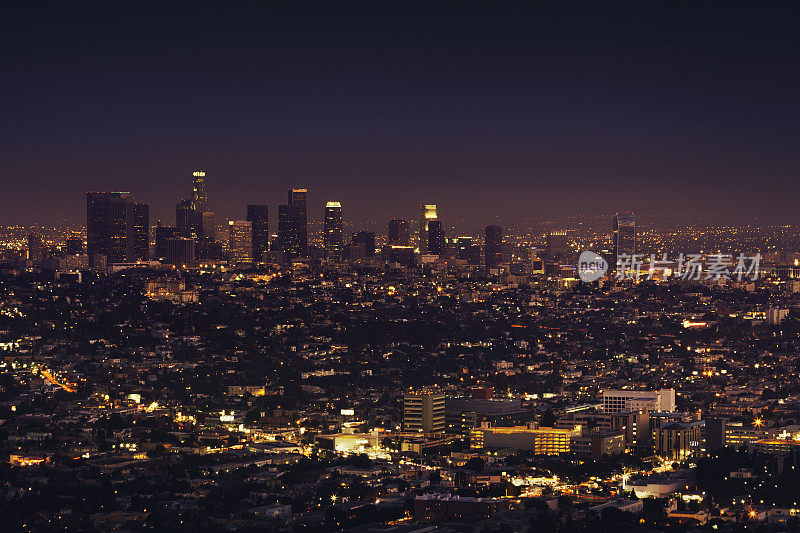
[545,230,569,261]
[190,171,208,212]
[613,211,636,267]
[228,220,253,264]
[27,233,45,266]
[246,205,269,262]
[388,218,410,246]
[288,188,308,256]
[132,202,150,261]
[427,220,445,256]
[418,204,438,254]
[176,199,201,239]
[277,204,302,256]
[484,225,503,269]
[456,236,474,260]
[155,223,179,260]
[324,201,343,258]
[87,191,137,265]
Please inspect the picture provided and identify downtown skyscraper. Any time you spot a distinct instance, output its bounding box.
[246,205,269,262]
[228,220,253,264]
[87,191,148,266]
[190,171,208,212]
[418,204,438,254]
[484,225,503,270]
[613,211,636,267]
[427,220,445,256]
[288,188,308,256]
[176,171,215,260]
[324,201,343,258]
[388,219,410,246]
[277,203,302,256]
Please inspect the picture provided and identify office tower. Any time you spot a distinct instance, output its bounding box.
[65,237,84,255]
[190,171,208,212]
[613,211,636,266]
[484,225,503,269]
[107,194,135,263]
[427,220,445,255]
[27,233,45,266]
[228,220,253,264]
[418,204,438,253]
[545,230,569,261]
[455,236,473,260]
[246,205,269,262]
[403,388,446,434]
[86,191,136,265]
[176,199,201,239]
[132,203,149,261]
[352,231,376,257]
[165,237,195,266]
[86,192,105,262]
[155,224,180,259]
[277,204,302,256]
[388,218,410,246]
[288,188,308,256]
[324,202,343,257]
[200,210,216,258]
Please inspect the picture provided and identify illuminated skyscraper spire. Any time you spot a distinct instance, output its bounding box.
[418,204,437,254]
[191,171,208,212]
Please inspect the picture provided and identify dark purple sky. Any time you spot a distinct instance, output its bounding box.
[3,1,800,228]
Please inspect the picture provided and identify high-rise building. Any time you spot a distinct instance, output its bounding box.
[545,231,569,261]
[484,225,503,269]
[246,205,269,262]
[27,233,46,266]
[165,237,195,266]
[155,224,180,259]
[456,236,474,260]
[418,204,438,253]
[132,203,150,261]
[199,211,216,259]
[403,388,446,434]
[613,211,635,267]
[427,220,445,256]
[352,231,376,257]
[190,171,208,212]
[228,220,253,264]
[388,219,410,246]
[324,202,343,258]
[288,188,308,256]
[86,191,138,265]
[176,199,201,239]
[277,204,302,256]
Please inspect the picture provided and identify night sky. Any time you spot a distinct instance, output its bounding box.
[3,1,800,229]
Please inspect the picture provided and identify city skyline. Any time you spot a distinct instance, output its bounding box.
[6,3,800,530]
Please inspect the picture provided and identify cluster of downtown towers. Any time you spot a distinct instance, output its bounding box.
[85,172,507,268]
